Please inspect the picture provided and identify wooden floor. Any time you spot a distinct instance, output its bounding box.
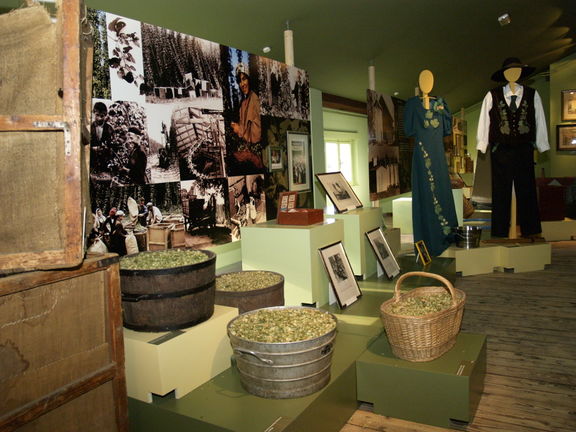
[340,241,576,432]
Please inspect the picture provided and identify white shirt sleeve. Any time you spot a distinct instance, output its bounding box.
[476,92,492,154]
[534,90,550,152]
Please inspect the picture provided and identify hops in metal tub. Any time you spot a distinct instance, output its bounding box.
[229,308,336,343]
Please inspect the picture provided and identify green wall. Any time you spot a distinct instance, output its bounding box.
[321,109,370,208]
[549,53,576,177]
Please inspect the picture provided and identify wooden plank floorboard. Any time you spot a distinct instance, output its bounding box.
[340,241,576,432]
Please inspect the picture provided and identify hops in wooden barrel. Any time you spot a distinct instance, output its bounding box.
[215,270,284,314]
[120,249,216,332]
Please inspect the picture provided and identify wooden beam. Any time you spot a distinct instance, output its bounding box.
[322,93,367,115]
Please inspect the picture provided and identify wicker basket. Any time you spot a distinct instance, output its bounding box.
[380,271,466,362]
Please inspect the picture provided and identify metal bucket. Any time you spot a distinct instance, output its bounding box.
[120,249,216,332]
[454,226,482,249]
[215,271,284,314]
[227,306,337,399]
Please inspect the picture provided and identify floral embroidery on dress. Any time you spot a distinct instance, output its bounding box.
[423,99,444,129]
[419,142,452,235]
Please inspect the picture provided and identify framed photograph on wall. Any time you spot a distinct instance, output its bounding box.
[557,124,576,154]
[287,132,311,191]
[316,172,363,213]
[415,240,432,266]
[319,241,362,308]
[561,89,576,121]
[268,145,283,171]
[365,228,400,279]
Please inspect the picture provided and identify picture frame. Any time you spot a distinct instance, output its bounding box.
[365,228,400,279]
[556,124,576,153]
[277,191,298,217]
[268,145,283,171]
[561,89,576,122]
[414,240,432,266]
[315,172,363,213]
[319,241,362,308]
[287,131,311,191]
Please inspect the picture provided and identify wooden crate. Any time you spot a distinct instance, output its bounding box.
[0,254,128,431]
[0,0,90,273]
[170,223,186,248]
[147,223,172,251]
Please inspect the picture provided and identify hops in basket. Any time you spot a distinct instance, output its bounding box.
[380,271,466,362]
[390,293,453,316]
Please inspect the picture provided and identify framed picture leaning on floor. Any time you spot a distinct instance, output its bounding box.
[319,241,362,308]
[366,227,400,279]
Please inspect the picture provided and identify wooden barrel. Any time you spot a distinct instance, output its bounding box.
[120,250,216,332]
[227,307,337,399]
[215,271,284,314]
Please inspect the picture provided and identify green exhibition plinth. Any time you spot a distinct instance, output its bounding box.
[240,218,344,307]
[356,332,486,429]
[127,321,377,432]
[329,207,382,279]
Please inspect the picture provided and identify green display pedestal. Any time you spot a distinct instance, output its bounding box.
[356,332,486,428]
[127,321,377,432]
[240,219,344,307]
[330,207,382,279]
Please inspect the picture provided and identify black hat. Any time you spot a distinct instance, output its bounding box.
[491,57,535,82]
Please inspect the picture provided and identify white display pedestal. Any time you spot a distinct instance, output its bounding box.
[240,219,344,307]
[541,219,576,241]
[392,189,464,234]
[123,305,238,403]
[440,242,551,276]
[331,207,382,279]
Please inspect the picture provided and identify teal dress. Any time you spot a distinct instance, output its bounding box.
[404,96,457,256]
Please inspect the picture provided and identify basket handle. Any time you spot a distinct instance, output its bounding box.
[393,271,457,306]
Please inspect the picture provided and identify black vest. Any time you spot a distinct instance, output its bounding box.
[488,86,536,147]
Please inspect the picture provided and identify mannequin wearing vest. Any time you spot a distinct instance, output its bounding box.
[477,60,549,238]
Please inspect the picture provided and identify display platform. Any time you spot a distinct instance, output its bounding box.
[123,305,238,403]
[126,255,465,432]
[541,218,576,241]
[127,320,378,432]
[440,241,551,276]
[356,332,486,428]
[329,207,382,279]
[392,189,464,234]
[240,219,344,307]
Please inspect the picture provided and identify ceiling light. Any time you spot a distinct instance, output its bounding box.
[262,46,271,53]
[498,13,511,26]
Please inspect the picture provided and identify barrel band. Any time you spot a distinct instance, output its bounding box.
[122,280,214,302]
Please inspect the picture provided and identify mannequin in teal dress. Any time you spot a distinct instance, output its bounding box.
[404,71,457,256]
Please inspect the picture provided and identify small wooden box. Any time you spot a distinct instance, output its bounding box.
[277,208,324,226]
[276,191,324,226]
